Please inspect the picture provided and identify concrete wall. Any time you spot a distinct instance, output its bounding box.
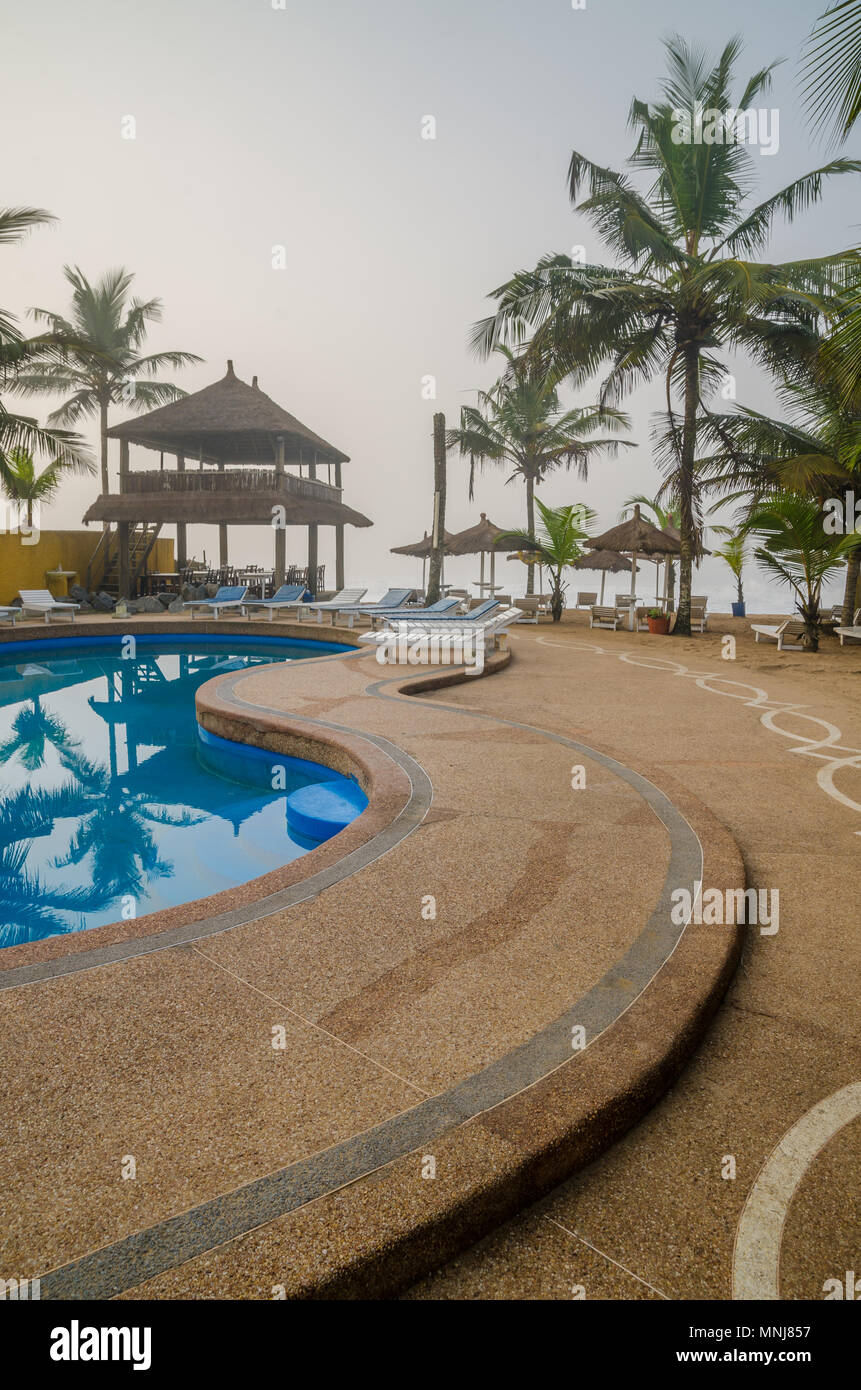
[0,530,174,605]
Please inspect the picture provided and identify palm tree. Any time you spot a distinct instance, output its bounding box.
[0,445,94,527]
[696,340,861,615]
[471,35,860,634]
[0,697,85,772]
[10,265,201,503]
[743,494,856,648]
[447,348,632,593]
[500,496,594,621]
[0,208,93,482]
[801,1,861,146]
[711,525,748,609]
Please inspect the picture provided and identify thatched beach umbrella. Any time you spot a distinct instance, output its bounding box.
[573,548,636,605]
[447,513,509,593]
[587,505,680,627]
[390,529,455,591]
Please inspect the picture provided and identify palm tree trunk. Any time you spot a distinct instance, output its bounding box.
[526,475,535,596]
[675,348,699,636]
[842,545,861,619]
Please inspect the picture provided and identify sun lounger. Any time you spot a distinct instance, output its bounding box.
[752,620,808,651]
[305,587,368,624]
[690,601,709,633]
[184,585,249,619]
[835,610,861,645]
[333,588,416,629]
[378,598,501,627]
[18,589,79,624]
[576,591,597,609]
[0,607,22,626]
[364,597,459,630]
[590,605,622,630]
[241,583,307,621]
[375,605,523,653]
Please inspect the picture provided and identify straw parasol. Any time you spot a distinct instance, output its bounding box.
[587,505,680,627]
[446,513,509,593]
[390,530,455,591]
[573,548,636,605]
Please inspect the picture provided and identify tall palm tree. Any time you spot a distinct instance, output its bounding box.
[500,496,594,620]
[471,35,860,633]
[447,347,633,593]
[0,208,92,481]
[742,494,857,648]
[0,445,94,527]
[10,265,201,503]
[801,0,861,146]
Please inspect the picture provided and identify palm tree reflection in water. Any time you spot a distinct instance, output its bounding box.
[0,646,283,945]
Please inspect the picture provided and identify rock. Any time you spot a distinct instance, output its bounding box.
[92,591,116,612]
[124,600,143,614]
[195,583,209,599]
[204,583,218,598]
[155,592,174,608]
[181,583,196,601]
[69,584,89,605]
[139,596,164,613]
[168,598,184,613]
[76,602,94,614]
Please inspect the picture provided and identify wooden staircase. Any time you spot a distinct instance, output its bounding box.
[86,524,162,596]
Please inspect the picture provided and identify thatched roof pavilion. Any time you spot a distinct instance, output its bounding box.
[84,361,372,597]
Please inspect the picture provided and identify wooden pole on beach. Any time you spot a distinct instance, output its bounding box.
[426,412,447,605]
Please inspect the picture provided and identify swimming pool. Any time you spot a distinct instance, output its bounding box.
[0,634,367,947]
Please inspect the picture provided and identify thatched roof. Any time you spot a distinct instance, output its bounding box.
[447,513,509,556]
[106,361,350,465]
[587,506,681,556]
[390,530,455,558]
[82,491,372,527]
[573,548,635,573]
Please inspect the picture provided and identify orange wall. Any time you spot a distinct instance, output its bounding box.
[0,529,174,605]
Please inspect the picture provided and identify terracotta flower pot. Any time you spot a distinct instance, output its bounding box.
[647,616,670,635]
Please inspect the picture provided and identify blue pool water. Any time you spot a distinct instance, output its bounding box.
[0,635,366,947]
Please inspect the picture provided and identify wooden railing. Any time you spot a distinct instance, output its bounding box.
[122,469,339,504]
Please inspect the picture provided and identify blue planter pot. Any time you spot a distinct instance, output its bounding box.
[731,601,746,618]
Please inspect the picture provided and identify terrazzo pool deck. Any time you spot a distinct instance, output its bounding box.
[3,609,839,1299]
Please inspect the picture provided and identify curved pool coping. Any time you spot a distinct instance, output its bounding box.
[10,624,747,1300]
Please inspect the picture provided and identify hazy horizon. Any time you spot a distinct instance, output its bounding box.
[5,0,859,609]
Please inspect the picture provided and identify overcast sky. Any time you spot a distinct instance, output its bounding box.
[5,0,859,607]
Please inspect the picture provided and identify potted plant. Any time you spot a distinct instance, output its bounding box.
[712,528,747,617]
[647,607,670,634]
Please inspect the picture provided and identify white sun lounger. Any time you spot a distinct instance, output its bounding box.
[18,589,79,624]
[305,587,368,625]
[0,607,22,626]
[752,620,808,651]
[241,583,307,621]
[835,608,861,645]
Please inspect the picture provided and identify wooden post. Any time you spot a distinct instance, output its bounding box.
[307,450,319,595]
[118,440,130,597]
[274,437,286,587]
[334,460,344,591]
[426,413,447,605]
[176,451,187,570]
[218,460,228,566]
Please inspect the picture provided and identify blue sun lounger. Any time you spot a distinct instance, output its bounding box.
[329,587,416,629]
[184,585,249,619]
[364,596,460,629]
[241,583,307,621]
